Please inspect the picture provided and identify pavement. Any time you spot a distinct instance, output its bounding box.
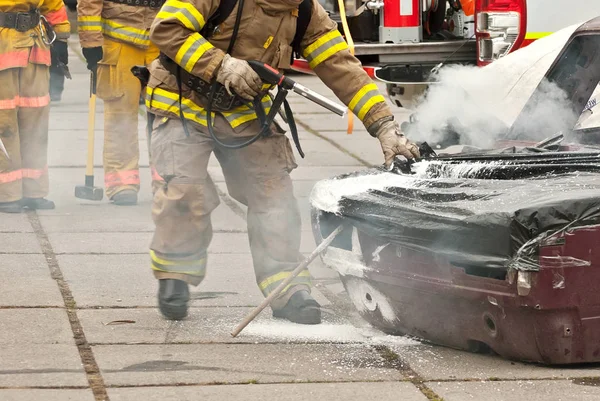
[2,37,600,401]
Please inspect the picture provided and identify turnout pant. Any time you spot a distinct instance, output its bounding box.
[0,63,50,202]
[150,117,311,309]
[97,38,159,198]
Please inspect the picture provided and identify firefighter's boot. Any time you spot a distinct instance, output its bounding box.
[0,201,23,213]
[22,198,55,210]
[158,279,189,320]
[273,290,322,325]
[111,189,138,206]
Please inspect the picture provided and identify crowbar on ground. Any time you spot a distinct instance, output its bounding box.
[231,224,345,337]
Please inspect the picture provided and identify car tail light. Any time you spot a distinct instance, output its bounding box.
[475,0,527,66]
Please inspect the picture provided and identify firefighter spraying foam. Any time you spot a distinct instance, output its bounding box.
[143,0,420,323]
[0,0,70,213]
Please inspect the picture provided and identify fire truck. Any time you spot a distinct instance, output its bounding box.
[293,0,600,109]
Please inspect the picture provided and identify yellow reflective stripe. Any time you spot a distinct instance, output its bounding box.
[80,25,102,32]
[348,83,385,120]
[356,94,385,120]
[78,15,102,31]
[78,16,101,22]
[303,30,340,58]
[146,87,210,126]
[101,19,150,46]
[174,33,214,72]
[150,250,205,266]
[157,0,206,31]
[259,270,311,292]
[303,30,348,69]
[525,32,552,40]
[151,265,206,276]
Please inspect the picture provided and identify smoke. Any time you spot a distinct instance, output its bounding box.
[403,23,586,149]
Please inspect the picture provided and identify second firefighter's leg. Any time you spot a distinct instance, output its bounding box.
[215,132,320,324]
[98,39,143,204]
[0,68,23,213]
[150,118,219,320]
[18,63,53,210]
[49,51,65,102]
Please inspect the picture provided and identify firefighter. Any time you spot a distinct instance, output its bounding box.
[77,0,161,205]
[0,0,70,213]
[146,0,420,323]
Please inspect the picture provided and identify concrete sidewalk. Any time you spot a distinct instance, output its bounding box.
[1,38,600,401]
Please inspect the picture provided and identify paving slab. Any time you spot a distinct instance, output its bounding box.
[59,253,260,307]
[0,233,41,254]
[395,345,600,380]
[0,214,32,233]
[48,231,251,254]
[0,390,94,401]
[93,343,403,386]
[79,307,360,345]
[429,379,600,401]
[39,202,246,233]
[291,139,362,167]
[0,345,88,387]
[0,254,63,306]
[108,381,427,401]
[0,309,73,344]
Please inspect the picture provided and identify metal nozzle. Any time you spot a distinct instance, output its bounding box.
[291,83,347,117]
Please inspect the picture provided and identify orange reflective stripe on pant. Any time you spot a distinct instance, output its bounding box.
[29,47,51,65]
[104,170,140,188]
[45,8,69,25]
[0,167,47,184]
[0,51,29,70]
[0,95,51,110]
[151,167,165,182]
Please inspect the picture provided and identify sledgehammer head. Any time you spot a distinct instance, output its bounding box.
[75,175,103,201]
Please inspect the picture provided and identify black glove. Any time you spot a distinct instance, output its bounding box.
[51,40,69,66]
[82,46,103,71]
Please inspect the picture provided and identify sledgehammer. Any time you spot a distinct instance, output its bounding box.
[75,70,103,201]
[231,224,345,337]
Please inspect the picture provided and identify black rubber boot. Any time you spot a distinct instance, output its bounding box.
[272,290,321,325]
[158,279,190,320]
[22,198,55,210]
[111,189,138,206]
[0,200,23,213]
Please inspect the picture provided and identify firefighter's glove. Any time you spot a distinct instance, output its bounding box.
[82,47,103,71]
[216,54,263,101]
[52,40,69,66]
[372,119,420,169]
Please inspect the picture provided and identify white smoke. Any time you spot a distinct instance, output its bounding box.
[404,23,587,149]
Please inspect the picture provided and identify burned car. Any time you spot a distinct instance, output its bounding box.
[310,17,600,365]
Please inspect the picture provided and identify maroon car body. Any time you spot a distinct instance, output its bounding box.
[311,17,600,365]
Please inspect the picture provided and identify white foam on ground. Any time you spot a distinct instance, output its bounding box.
[309,172,418,214]
[243,320,420,346]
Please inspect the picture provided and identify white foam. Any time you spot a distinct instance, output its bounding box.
[309,171,418,214]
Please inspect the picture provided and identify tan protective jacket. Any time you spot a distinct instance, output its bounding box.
[0,0,70,71]
[77,0,162,49]
[146,0,393,132]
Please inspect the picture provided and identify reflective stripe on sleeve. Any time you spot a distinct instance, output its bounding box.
[157,0,206,31]
[78,15,102,32]
[348,83,386,121]
[302,30,348,69]
[174,33,214,72]
[45,7,68,25]
[101,19,150,47]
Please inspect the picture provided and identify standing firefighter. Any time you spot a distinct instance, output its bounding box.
[0,0,70,213]
[77,0,161,205]
[146,0,419,322]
